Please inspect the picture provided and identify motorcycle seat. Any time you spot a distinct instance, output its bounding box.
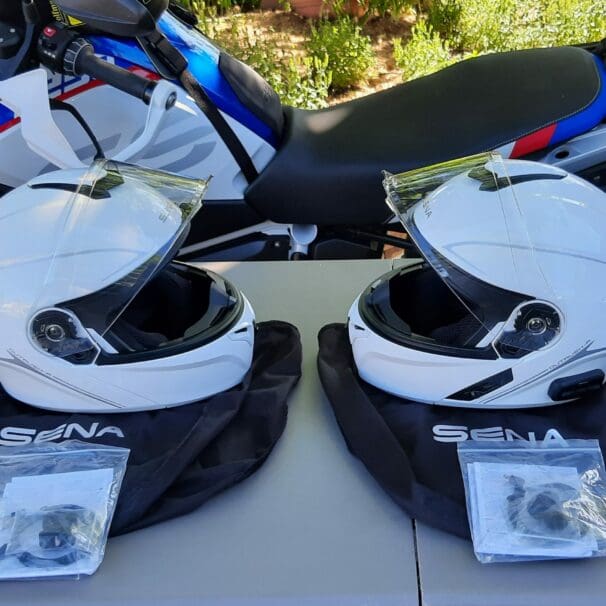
[245,46,604,226]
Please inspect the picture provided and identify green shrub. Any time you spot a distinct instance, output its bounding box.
[176,0,260,14]
[425,0,606,52]
[425,0,462,40]
[393,20,452,81]
[539,0,606,46]
[271,55,333,109]
[205,20,332,109]
[307,17,376,91]
[357,0,413,18]
[429,0,519,51]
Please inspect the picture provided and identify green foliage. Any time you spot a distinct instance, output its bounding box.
[393,20,452,81]
[205,20,332,109]
[307,17,376,91]
[176,0,259,14]
[344,0,413,18]
[539,0,606,46]
[188,0,606,106]
[423,0,460,40]
[365,0,412,17]
[425,0,606,52]
[272,55,333,109]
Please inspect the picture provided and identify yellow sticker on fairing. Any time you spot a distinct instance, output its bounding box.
[50,1,83,27]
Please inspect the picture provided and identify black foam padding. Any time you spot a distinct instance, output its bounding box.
[247,46,601,226]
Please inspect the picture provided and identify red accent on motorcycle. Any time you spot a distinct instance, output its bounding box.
[128,66,161,81]
[0,117,20,134]
[0,67,153,134]
[510,124,557,158]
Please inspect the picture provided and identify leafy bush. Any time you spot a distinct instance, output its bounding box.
[176,0,260,14]
[307,17,376,91]
[272,55,333,109]
[425,0,462,40]
[206,20,332,109]
[336,0,413,18]
[393,20,452,81]
[539,0,606,46]
[365,0,413,18]
[425,0,606,52]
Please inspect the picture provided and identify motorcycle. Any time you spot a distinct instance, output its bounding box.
[0,0,605,261]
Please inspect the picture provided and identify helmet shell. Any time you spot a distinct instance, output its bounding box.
[0,164,255,413]
[351,159,606,408]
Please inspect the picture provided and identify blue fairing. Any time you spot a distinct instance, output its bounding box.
[0,104,13,124]
[551,56,606,146]
[88,12,277,146]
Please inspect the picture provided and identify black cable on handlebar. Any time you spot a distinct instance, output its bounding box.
[49,98,105,159]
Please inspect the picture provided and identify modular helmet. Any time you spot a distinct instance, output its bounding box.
[349,154,606,409]
[0,161,255,413]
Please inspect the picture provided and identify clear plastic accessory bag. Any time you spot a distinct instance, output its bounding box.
[0,440,129,580]
[458,439,606,563]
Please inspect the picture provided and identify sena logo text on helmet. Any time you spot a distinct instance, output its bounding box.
[432,424,566,445]
[0,423,125,446]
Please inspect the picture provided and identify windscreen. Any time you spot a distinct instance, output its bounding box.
[31,160,209,360]
[383,153,558,357]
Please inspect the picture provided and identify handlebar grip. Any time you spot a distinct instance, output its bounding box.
[66,40,157,104]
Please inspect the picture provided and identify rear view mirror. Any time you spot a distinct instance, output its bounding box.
[50,0,162,37]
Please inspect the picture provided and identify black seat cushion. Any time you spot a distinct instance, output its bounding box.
[246,46,601,226]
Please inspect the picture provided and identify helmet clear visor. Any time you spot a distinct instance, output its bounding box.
[31,160,208,361]
[383,153,559,357]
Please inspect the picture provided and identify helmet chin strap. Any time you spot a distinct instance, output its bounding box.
[138,27,259,184]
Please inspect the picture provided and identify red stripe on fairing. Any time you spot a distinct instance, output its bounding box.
[0,66,160,134]
[510,124,557,158]
[0,117,20,133]
[0,79,105,135]
[57,78,106,101]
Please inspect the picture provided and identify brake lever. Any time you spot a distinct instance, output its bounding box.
[113,78,178,163]
[0,67,177,170]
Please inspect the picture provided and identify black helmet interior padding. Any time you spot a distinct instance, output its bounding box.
[104,263,240,355]
[430,314,488,348]
[362,264,487,349]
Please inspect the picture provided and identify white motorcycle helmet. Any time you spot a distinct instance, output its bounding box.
[0,160,255,413]
[349,154,606,409]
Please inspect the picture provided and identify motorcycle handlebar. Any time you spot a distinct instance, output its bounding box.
[68,40,157,105]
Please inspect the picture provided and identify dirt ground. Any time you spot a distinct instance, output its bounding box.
[332,14,416,103]
[210,9,415,104]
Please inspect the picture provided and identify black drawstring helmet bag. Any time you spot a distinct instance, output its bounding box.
[0,321,301,536]
[318,324,606,539]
